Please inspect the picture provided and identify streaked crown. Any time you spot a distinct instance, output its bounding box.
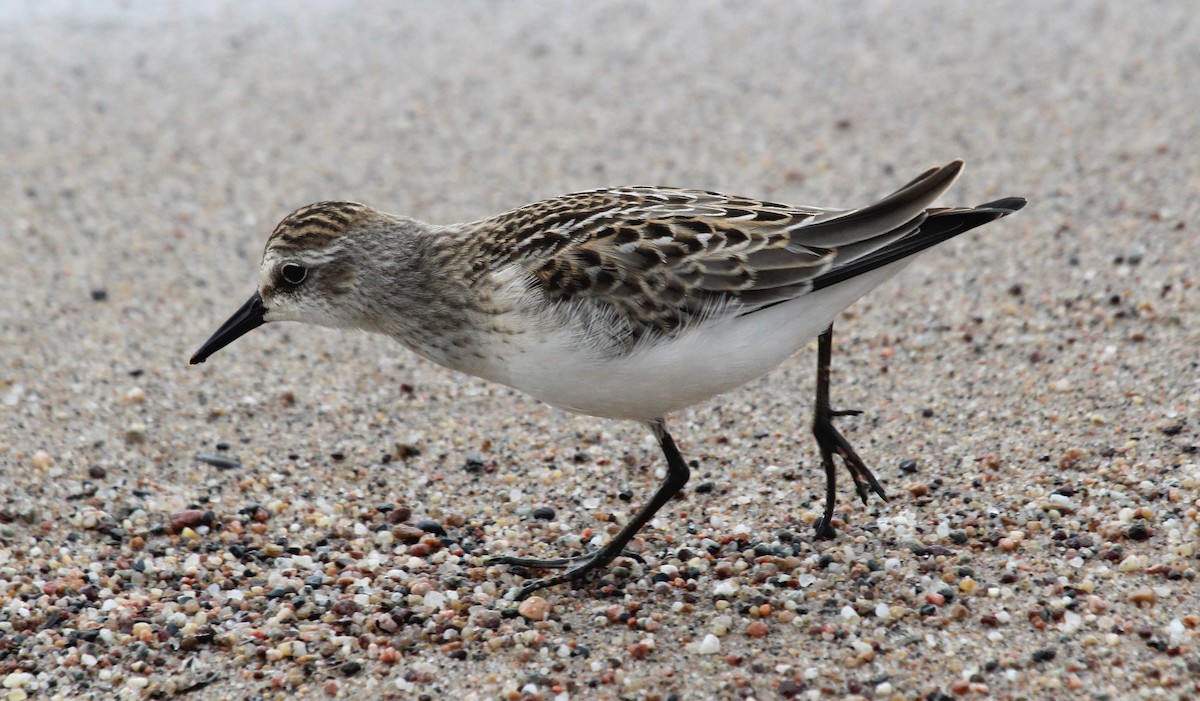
[266,201,369,253]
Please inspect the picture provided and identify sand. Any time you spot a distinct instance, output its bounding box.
[1,1,1198,699]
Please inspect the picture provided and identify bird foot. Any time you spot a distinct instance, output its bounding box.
[812,407,888,537]
[488,548,645,600]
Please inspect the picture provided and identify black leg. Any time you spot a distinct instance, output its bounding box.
[811,324,888,538]
[490,418,690,600]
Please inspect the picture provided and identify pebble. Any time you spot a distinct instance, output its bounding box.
[415,519,446,536]
[1127,588,1157,605]
[1127,523,1152,541]
[195,453,241,470]
[168,509,211,532]
[392,524,425,542]
[423,591,446,610]
[2,673,32,689]
[696,634,721,655]
[518,596,549,621]
[124,423,147,444]
[713,580,739,598]
[627,639,654,659]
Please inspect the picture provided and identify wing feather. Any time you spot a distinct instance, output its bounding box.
[457,161,1017,352]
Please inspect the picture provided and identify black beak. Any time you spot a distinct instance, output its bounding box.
[190,291,266,365]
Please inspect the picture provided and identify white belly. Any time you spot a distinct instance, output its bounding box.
[475,260,910,421]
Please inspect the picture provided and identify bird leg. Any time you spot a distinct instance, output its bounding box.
[490,418,689,600]
[812,324,888,538]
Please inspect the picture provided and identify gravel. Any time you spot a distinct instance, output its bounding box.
[1,1,1198,699]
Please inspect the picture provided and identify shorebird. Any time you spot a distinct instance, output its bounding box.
[191,160,1025,598]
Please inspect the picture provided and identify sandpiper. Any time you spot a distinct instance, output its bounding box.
[191,160,1025,598]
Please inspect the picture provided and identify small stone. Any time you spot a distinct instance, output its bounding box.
[87,465,107,479]
[395,443,421,460]
[124,423,147,444]
[169,509,210,532]
[745,621,768,638]
[423,590,447,610]
[518,596,549,621]
[470,608,502,629]
[392,524,424,542]
[31,451,53,469]
[627,640,653,659]
[91,288,108,301]
[387,505,413,524]
[531,506,556,521]
[898,458,918,473]
[3,673,32,689]
[713,580,739,597]
[195,453,241,470]
[1127,523,1152,541]
[697,633,721,654]
[1127,588,1156,605]
[123,387,146,403]
[415,519,446,536]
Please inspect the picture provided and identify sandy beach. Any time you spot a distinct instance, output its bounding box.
[1,1,1198,698]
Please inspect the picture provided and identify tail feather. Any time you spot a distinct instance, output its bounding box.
[809,197,1027,292]
[797,160,964,247]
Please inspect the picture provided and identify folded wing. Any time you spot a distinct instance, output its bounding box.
[473,160,1024,351]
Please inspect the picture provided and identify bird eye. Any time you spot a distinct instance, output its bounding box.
[280,264,308,285]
